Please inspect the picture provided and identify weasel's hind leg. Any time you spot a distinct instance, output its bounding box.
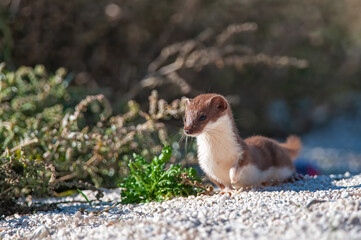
[261,172,304,186]
[261,180,278,187]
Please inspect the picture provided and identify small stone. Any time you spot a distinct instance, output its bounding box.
[31,226,50,239]
[220,194,230,201]
[21,219,29,227]
[258,201,267,208]
[341,192,349,198]
[74,211,82,219]
[74,218,80,227]
[157,207,165,213]
[229,210,238,219]
[349,216,361,225]
[198,209,207,220]
[53,214,62,222]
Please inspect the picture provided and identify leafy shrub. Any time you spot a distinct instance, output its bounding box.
[119,146,206,204]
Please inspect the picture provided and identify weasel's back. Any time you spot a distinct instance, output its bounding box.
[244,135,302,170]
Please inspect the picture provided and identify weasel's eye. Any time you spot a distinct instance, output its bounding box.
[199,115,206,121]
[184,117,187,123]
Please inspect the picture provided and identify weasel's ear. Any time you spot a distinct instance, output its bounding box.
[211,95,228,112]
[185,98,192,106]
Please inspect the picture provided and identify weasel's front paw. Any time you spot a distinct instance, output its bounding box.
[220,187,233,195]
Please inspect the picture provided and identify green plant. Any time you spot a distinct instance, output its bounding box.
[119,146,206,204]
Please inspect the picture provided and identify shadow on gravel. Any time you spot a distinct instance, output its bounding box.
[31,201,121,216]
[0,198,59,220]
[253,175,361,193]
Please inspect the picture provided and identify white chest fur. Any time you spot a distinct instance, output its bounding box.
[196,114,242,187]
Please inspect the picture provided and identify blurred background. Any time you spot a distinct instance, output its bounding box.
[1,0,361,175]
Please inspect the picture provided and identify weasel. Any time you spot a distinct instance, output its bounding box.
[183,93,302,191]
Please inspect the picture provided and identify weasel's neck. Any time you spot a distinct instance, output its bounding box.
[196,113,243,164]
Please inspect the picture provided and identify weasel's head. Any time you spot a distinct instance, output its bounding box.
[183,94,228,136]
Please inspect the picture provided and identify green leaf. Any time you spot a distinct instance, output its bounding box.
[77,189,93,208]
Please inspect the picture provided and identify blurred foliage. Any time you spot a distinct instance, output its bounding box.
[0,64,188,198]
[1,0,361,136]
[0,149,55,199]
[119,146,209,204]
[0,149,59,216]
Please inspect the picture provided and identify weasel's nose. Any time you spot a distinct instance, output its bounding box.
[184,129,192,135]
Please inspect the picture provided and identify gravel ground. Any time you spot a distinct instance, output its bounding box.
[1,173,361,240]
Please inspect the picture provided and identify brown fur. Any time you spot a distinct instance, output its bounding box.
[241,135,301,171]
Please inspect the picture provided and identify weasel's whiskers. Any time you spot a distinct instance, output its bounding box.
[185,135,189,161]
[178,134,185,146]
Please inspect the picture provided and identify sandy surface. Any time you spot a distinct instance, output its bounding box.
[1,173,361,240]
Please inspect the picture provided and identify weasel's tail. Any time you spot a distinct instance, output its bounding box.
[279,135,302,160]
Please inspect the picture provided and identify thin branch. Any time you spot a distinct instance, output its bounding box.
[57,172,77,182]
[1,138,39,157]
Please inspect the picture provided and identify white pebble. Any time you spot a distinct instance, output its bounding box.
[74,211,82,219]
[341,192,349,198]
[31,226,50,239]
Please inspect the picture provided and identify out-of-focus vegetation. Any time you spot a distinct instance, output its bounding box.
[1,0,361,136]
[0,149,54,199]
[0,64,192,208]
